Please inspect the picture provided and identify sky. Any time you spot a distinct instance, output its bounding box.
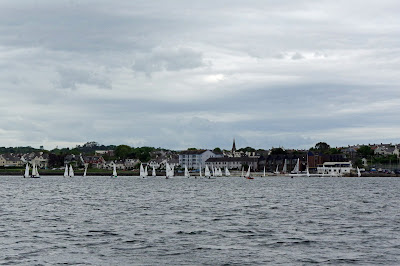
[1,0,400,150]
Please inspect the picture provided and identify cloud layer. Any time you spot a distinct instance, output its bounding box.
[1,0,400,150]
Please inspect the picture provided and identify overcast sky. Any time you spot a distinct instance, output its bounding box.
[1,0,400,150]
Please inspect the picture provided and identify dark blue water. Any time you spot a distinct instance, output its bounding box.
[1,176,399,265]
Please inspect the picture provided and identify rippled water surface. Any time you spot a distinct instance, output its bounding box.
[1,176,400,265]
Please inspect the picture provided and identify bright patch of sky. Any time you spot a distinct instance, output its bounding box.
[1,0,400,150]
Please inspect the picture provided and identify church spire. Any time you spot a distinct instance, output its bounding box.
[232,138,236,153]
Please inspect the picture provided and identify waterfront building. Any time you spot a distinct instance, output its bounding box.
[179,150,221,169]
[0,154,24,167]
[317,162,353,176]
[22,152,49,169]
[205,156,259,171]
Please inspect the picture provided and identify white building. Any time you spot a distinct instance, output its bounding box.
[317,162,353,176]
[179,150,221,169]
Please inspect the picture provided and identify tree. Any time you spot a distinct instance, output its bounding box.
[270,148,287,155]
[188,148,197,151]
[313,142,330,152]
[114,145,133,160]
[357,145,374,158]
[213,147,222,153]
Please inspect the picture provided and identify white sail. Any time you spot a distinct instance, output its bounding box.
[112,163,117,178]
[275,165,279,174]
[306,166,310,177]
[245,165,251,177]
[69,165,74,177]
[31,163,37,177]
[283,159,287,173]
[225,167,230,176]
[357,167,361,177]
[34,164,40,178]
[184,165,190,178]
[140,163,145,178]
[205,164,211,178]
[144,165,148,177]
[241,167,244,177]
[263,166,266,177]
[64,165,69,177]
[24,163,30,178]
[218,168,223,176]
[83,164,87,177]
[166,163,174,178]
[199,165,202,177]
[211,165,215,176]
[292,159,300,173]
[152,166,156,177]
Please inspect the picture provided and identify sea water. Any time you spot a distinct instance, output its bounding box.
[1,176,399,265]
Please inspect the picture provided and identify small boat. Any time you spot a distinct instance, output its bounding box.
[64,164,69,178]
[140,163,146,178]
[165,162,174,179]
[184,165,190,178]
[83,164,88,177]
[31,162,40,178]
[245,165,254,179]
[274,165,280,175]
[152,166,156,177]
[24,163,30,178]
[204,164,211,178]
[225,167,231,177]
[69,165,74,177]
[111,163,117,178]
[357,167,361,177]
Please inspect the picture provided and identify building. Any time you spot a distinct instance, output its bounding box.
[317,162,353,176]
[205,156,260,170]
[82,156,106,169]
[179,150,220,169]
[0,154,24,167]
[22,152,49,169]
[307,151,347,171]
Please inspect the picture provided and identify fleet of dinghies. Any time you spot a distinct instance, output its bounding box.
[63,164,74,177]
[24,163,40,178]
[21,160,361,179]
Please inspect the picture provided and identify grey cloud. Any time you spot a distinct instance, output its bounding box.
[132,47,205,74]
[56,67,112,90]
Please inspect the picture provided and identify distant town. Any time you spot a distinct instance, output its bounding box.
[1,139,400,176]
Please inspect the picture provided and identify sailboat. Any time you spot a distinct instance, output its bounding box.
[357,167,361,177]
[165,163,174,179]
[69,165,74,177]
[144,165,148,177]
[282,159,287,174]
[83,164,88,177]
[184,165,190,178]
[198,165,202,178]
[274,165,280,175]
[111,163,117,178]
[263,166,266,177]
[245,165,254,179]
[64,164,69,177]
[152,166,156,177]
[204,164,211,178]
[140,163,146,178]
[225,167,231,177]
[24,163,30,178]
[31,162,40,178]
[241,167,244,177]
